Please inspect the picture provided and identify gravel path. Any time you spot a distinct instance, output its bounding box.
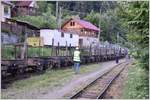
[102,60,132,99]
[40,59,125,99]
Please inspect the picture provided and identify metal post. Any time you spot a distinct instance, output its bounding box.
[21,26,27,60]
[65,41,68,56]
[15,45,16,59]
[56,1,59,22]
[98,7,101,41]
[58,7,62,29]
[51,38,54,56]
[69,43,71,56]
[58,42,60,56]
[42,46,43,56]
[89,44,92,56]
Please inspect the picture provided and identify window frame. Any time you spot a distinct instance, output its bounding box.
[4,5,9,15]
[70,34,73,38]
[61,32,64,37]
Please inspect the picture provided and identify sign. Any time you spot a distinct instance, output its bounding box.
[27,37,44,47]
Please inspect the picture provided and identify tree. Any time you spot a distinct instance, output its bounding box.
[117,1,149,69]
[84,9,126,44]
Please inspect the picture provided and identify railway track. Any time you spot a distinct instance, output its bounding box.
[70,62,129,99]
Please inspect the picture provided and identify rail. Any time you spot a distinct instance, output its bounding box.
[70,61,128,99]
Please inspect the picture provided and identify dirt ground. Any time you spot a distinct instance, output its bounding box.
[102,61,132,99]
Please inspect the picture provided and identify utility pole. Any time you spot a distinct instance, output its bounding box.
[117,32,119,44]
[98,7,101,42]
[58,7,62,29]
[56,1,59,28]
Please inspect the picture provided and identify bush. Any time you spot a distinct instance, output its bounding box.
[138,47,149,70]
[123,62,149,99]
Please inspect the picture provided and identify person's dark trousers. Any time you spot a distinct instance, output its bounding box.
[116,56,119,63]
[74,61,80,74]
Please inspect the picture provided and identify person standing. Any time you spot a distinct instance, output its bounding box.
[73,47,81,74]
[115,49,119,64]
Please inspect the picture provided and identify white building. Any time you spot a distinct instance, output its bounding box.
[40,29,79,47]
[79,36,99,47]
[1,1,13,22]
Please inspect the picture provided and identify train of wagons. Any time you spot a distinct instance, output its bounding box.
[1,42,126,79]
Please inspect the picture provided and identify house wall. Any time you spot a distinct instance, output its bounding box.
[1,3,11,22]
[1,32,18,44]
[16,5,37,16]
[40,29,79,47]
[63,20,83,29]
[17,7,34,16]
[62,19,99,38]
[79,36,99,47]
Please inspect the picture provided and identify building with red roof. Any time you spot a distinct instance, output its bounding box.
[61,18,101,47]
[12,1,38,17]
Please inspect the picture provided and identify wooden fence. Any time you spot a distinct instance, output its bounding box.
[1,22,40,37]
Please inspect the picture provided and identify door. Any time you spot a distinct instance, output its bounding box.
[79,39,83,47]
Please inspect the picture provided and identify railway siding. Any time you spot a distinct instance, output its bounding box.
[41,59,125,99]
[70,61,128,99]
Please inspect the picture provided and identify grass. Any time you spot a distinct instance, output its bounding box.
[1,45,15,59]
[27,47,52,57]
[1,63,102,99]
[122,61,149,99]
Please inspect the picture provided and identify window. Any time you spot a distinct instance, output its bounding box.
[70,34,73,38]
[81,29,84,32]
[72,22,75,26]
[61,32,64,37]
[70,21,75,26]
[4,6,9,15]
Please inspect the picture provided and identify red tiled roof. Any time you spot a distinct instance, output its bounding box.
[62,18,100,32]
[74,19,100,31]
[15,1,32,7]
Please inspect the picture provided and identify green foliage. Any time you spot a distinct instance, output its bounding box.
[37,1,48,13]
[1,46,52,59]
[84,10,100,27]
[13,3,57,29]
[117,1,149,70]
[1,45,15,59]
[13,14,57,29]
[123,63,149,99]
[138,47,149,70]
[84,9,126,44]
[27,47,51,57]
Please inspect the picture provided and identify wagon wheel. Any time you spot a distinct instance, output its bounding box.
[15,68,25,79]
[36,65,44,74]
[2,70,7,79]
[47,62,53,70]
[57,62,61,68]
[17,65,25,75]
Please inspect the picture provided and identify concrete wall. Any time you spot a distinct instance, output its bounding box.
[40,29,79,47]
